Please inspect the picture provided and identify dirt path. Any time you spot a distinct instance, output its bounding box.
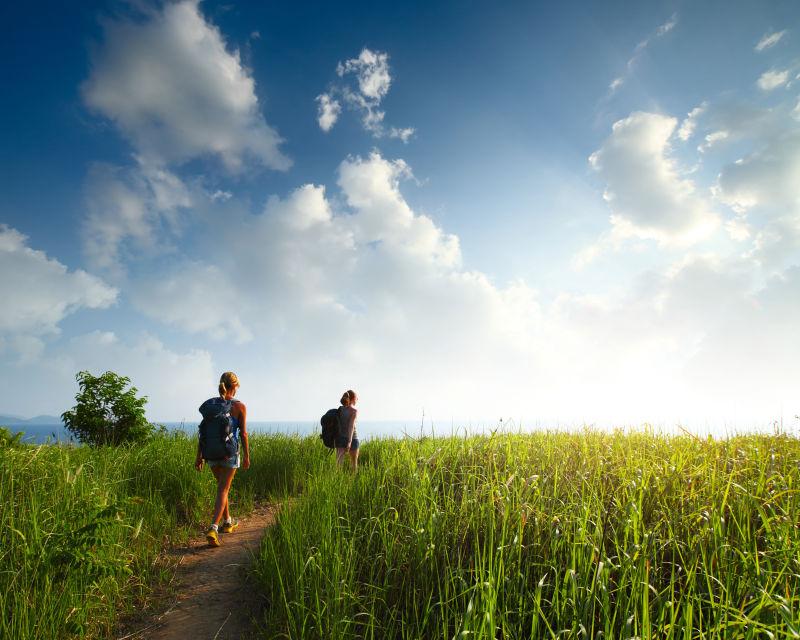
[121,504,278,640]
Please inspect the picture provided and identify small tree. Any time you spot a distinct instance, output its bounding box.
[61,371,155,446]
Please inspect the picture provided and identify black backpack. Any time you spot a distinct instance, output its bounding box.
[320,407,340,448]
[198,397,239,461]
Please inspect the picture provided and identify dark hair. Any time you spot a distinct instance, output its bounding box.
[340,389,356,405]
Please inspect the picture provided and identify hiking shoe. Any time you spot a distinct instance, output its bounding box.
[222,519,239,534]
[206,527,221,547]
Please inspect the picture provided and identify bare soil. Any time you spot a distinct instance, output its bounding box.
[119,504,277,640]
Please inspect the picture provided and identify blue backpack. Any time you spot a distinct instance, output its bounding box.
[198,398,238,461]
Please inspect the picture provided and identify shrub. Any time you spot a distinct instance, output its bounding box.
[0,426,24,448]
[61,371,156,447]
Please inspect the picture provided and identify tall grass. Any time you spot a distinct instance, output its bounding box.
[253,430,800,639]
[0,431,327,640]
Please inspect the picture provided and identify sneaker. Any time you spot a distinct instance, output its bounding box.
[222,519,239,534]
[206,527,221,547]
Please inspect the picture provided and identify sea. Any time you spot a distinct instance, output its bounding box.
[5,419,498,445]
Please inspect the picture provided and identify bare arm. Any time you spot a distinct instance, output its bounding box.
[346,407,357,446]
[239,402,250,470]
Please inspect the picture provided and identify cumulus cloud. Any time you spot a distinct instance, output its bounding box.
[82,0,290,171]
[716,129,800,268]
[716,130,800,212]
[316,93,341,132]
[0,225,117,341]
[337,49,392,100]
[755,30,787,52]
[131,262,253,344]
[83,159,191,274]
[113,150,798,426]
[557,253,800,424]
[120,152,547,418]
[757,69,790,91]
[316,48,414,141]
[584,112,718,256]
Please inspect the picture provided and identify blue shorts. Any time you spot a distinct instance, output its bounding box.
[208,453,239,469]
[335,435,359,451]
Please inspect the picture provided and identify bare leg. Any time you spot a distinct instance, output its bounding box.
[349,448,359,472]
[211,466,228,521]
[210,466,236,525]
[336,447,348,466]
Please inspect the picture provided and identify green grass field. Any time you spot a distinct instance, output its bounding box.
[0,430,326,639]
[2,428,799,639]
[253,431,800,639]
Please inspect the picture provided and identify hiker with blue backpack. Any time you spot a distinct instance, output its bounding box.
[194,371,250,548]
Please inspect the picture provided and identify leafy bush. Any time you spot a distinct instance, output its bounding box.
[61,371,155,447]
[0,426,24,448]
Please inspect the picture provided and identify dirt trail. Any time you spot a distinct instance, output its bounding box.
[121,504,277,640]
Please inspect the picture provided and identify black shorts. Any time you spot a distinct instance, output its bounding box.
[335,434,359,450]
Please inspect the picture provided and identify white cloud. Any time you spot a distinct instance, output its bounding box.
[115,150,799,426]
[10,141,800,426]
[585,112,719,254]
[0,225,117,340]
[698,129,730,153]
[337,153,460,267]
[210,189,232,202]
[337,49,392,100]
[656,14,678,36]
[755,30,787,52]
[122,152,545,419]
[82,0,290,171]
[389,127,415,143]
[131,262,253,344]
[318,48,413,139]
[725,218,751,241]
[83,159,191,273]
[749,213,800,268]
[316,93,341,132]
[716,129,800,268]
[757,69,790,91]
[608,14,678,95]
[716,130,800,213]
[677,102,707,141]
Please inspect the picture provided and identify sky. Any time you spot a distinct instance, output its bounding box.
[1,0,799,430]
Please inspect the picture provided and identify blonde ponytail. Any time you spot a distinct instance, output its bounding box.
[219,371,240,397]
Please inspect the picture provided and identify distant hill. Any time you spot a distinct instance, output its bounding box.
[26,414,64,425]
[0,414,63,425]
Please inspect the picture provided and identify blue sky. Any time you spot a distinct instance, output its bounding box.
[1,0,799,429]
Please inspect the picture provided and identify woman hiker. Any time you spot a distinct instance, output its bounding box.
[195,371,250,547]
[336,389,359,472]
